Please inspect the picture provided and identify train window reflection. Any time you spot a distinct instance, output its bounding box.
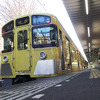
[32,25,58,48]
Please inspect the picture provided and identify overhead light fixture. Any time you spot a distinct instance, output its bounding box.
[89,43,90,47]
[88,27,90,37]
[85,0,89,15]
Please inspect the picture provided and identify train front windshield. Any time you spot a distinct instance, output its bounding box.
[32,25,58,48]
[2,32,14,52]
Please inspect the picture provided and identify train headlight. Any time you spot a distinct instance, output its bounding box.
[3,56,8,62]
[39,52,46,59]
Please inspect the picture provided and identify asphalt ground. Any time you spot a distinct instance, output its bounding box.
[0,71,82,100]
[1,70,100,100]
[26,70,100,100]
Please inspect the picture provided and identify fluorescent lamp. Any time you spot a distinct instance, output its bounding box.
[88,27,90,37]
[89,43,90,47]
[85,0,89,15]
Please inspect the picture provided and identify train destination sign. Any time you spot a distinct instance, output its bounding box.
[32,15,51,25]
[16,16,29,26]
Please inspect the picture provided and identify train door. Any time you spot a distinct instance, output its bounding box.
[15,27,30,71]
[59,30,65,70]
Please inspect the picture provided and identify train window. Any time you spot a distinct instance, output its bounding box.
[17,30,28,50]
[2,32,14,53]
[65,37,70,65]
[72,47,76,59]
[32,25,58,48]
[32,15,51,25]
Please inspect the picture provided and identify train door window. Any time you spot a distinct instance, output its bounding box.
[17,30,28,50]
[65,37,70,65]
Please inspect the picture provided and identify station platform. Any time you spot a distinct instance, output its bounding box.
[0,69,100,100]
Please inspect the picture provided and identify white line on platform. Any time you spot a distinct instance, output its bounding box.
[32,94,45,99]
[0,93,22,100]
[55,84,62,87]
[65,79,70,82]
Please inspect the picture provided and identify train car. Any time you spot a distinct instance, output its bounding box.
[0,13,85,84]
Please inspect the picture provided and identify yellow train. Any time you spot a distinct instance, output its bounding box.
[0,13,86,84]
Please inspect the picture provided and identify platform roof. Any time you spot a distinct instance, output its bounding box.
[62,0,100,62]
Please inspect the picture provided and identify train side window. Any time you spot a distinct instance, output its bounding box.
[17,30,28,50]
[72,47,76,59]
[65,37,70,65]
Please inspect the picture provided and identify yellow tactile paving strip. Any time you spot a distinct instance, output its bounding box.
[90,69,100,79]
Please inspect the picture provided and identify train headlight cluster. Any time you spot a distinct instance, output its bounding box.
[39,52,46,59]
[3,56,8,62]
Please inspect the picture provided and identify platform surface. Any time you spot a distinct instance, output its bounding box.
[0,69,100,100]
